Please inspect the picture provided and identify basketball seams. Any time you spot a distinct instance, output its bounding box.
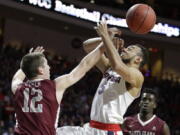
[126,5,138,31]
[148,9,156,32]
[129,5,139,32]
[126,4,156,34]
[135,5,149,33]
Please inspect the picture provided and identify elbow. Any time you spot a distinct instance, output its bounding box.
[83,41,86,48]
[83,42,89,53]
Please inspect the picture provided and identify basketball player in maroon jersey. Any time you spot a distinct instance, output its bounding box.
[11,45,105,135]
[123,88,170,135]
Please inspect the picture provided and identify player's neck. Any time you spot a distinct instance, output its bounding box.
[139,112,154,122]
[30,75,47,80]
[127,63,139,69]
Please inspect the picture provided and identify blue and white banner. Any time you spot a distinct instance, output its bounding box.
[14,0,180,37]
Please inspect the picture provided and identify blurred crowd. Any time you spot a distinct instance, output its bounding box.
[0,44,180,135]
[79,0,180,20]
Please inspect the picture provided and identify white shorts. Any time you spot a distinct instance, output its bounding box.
[56,123,123,135]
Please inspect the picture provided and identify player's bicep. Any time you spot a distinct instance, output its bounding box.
[120,67,143,87]
[55,70,85,104]
[124,69,144,97]
[131,70,144,88]
[54,65,86,92]
[11,79,23,94]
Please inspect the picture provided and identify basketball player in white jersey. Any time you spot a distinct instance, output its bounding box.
[57,21,148,135]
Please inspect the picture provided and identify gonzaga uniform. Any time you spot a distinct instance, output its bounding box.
[14,79,60,135]
[123,114,165,135]
[58,69,140,135]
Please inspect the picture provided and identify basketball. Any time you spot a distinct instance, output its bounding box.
[126,4,156,34]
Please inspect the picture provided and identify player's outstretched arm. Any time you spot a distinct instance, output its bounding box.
[83,37,109,73]
[11,69,26,94]
[95,21,143,92]
[83,28,120,73]
[83,37,102,53]
[162,123,170,135]
[11,46,45,94]
[54,44,104,103]
[83,27,120,53]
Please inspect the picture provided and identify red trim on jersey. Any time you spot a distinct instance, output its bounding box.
[90,120,122,131]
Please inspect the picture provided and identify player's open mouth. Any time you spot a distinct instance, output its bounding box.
[121,52,126,56]
[142,105,149,109]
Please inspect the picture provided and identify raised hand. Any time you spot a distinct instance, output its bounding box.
[95,21,109,38]
[109,27,124,51]
[95,21,124,52]
[29,46,45,54]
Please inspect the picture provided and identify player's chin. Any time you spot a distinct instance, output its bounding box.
[121,56,128,61]
[120,54,125,58]
[141,107,149,112]
[120,52,127,57]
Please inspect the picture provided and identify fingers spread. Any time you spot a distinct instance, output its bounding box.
[29,46,45,54]
[29,48,34,53]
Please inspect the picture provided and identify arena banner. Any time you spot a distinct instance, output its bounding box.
[12,0,180,37]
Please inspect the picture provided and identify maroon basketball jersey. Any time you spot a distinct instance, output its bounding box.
[13,79,59,135]
[123,114,165,135]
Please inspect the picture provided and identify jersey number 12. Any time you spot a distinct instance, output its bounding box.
[22,88,43,112]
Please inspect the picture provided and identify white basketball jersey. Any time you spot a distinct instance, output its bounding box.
[90,69,137,124]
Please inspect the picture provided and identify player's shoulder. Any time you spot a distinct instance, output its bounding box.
[41,79,56,87]
[130,67,144,87]
[42,79,54,83]
[13,81,25,95]
[154,115,168,133]
[129,67,144,79]
[155,115,166,124]
[26,79,55,88]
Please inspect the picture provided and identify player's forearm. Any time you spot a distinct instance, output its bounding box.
[83,37,102,53]
[12,69,26,82]
[57,43,105,91]
[101,35,133,82]
[101,34,123,69]
[81,43,105,71]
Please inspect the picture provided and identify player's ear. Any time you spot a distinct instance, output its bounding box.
[135,56,142,65]
[38,66,44,75]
